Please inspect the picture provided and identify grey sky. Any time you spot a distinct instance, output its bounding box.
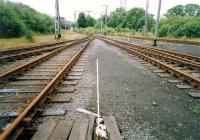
[10,0,200,21]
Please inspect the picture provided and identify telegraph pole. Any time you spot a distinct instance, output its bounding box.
[74,11,76,32]
[101,13,103,32]
[153,0,162,46]
[103,5,109,36]
[144,0,149,36]
[55,0,61,39]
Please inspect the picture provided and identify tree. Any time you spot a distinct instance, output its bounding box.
[166,4,200,17]
[165,5,185,17]
[185,4,200,17]
[86,15,96,27]
[77,12,87,28]
[108,8,126,28]
[0,1,25,38]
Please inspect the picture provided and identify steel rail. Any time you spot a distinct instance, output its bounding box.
[0,39,77,55]
[98,37,200,87]
[0,36,90,79]
[124,45,200,70]
[109,34,200,46]
[0,37,93,140]
[102,36,200,63]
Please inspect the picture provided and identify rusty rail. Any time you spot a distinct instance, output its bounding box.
[0,36,90,80]
[0,37,93,140]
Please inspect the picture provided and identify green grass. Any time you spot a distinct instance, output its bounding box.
[0,30,83,51]
[192,106,200,115]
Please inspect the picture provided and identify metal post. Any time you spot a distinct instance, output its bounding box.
[55,0,61,39]
[74,12,76,32]
[103,5,108,36]
[153,0,162,46]
[101,13,103,32]
[144,0,149,37]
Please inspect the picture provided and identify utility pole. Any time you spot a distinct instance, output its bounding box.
[103,5,109,36]
[144,0,149,37]
[74,11,76,32]
[120,0,127,10]
[153,0,162,46]
[55,0,61,39]
[101,13,103,32]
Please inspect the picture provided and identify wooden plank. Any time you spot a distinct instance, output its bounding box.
[68,118,89,140]
[103,116,122,140]
[49,120,73,140]
[87,115,95,140]
[31,120,58,140]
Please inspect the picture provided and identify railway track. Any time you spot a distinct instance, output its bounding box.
[0,36,93,139]
[0,39,78,75]
[0,37,89,80]
[109,35,200,46]
[97,35,200,88]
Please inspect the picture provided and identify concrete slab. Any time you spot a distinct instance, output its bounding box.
[0,97,29,103]
[152,69,165,73]
[23,73,54,76]
[168,79,183,83]
[17,75,53,80]
[187,93,200,98]
[65,76,81,81]
[68,72,83,76]
[41,108,66,116]
[9,81,46,86]
[191,73,200,78]
[176,84,193,89]
[140,62,147,64]
[73,66,85,69]
[62,81,78,86]
[56,86,76,93]
[71,69,84,72]
[0,112,19,118]
[76,64,86,66]
[149,66,158,70]
[0,87,40,93]
[49,95,72,103]
[137,60,145,62]
[158,73,172,78]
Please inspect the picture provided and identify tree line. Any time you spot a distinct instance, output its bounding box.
[0,0,55,38]
[77,3,200,38]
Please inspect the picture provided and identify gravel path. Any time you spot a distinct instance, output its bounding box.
[76,39,200,140]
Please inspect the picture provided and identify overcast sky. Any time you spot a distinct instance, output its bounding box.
[10,0,200,21]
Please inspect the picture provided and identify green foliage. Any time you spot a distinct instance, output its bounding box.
[0,1,54,38]
[159,16,200,38]
[77,13,96,28]
[77,13,87,28]
[0,1,25,38]
[166,4,200,17]
[108,8,126,28]
[86,15,96,27]
[107,8,154,32]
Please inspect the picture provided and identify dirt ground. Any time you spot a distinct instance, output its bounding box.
[72,39,200,140]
